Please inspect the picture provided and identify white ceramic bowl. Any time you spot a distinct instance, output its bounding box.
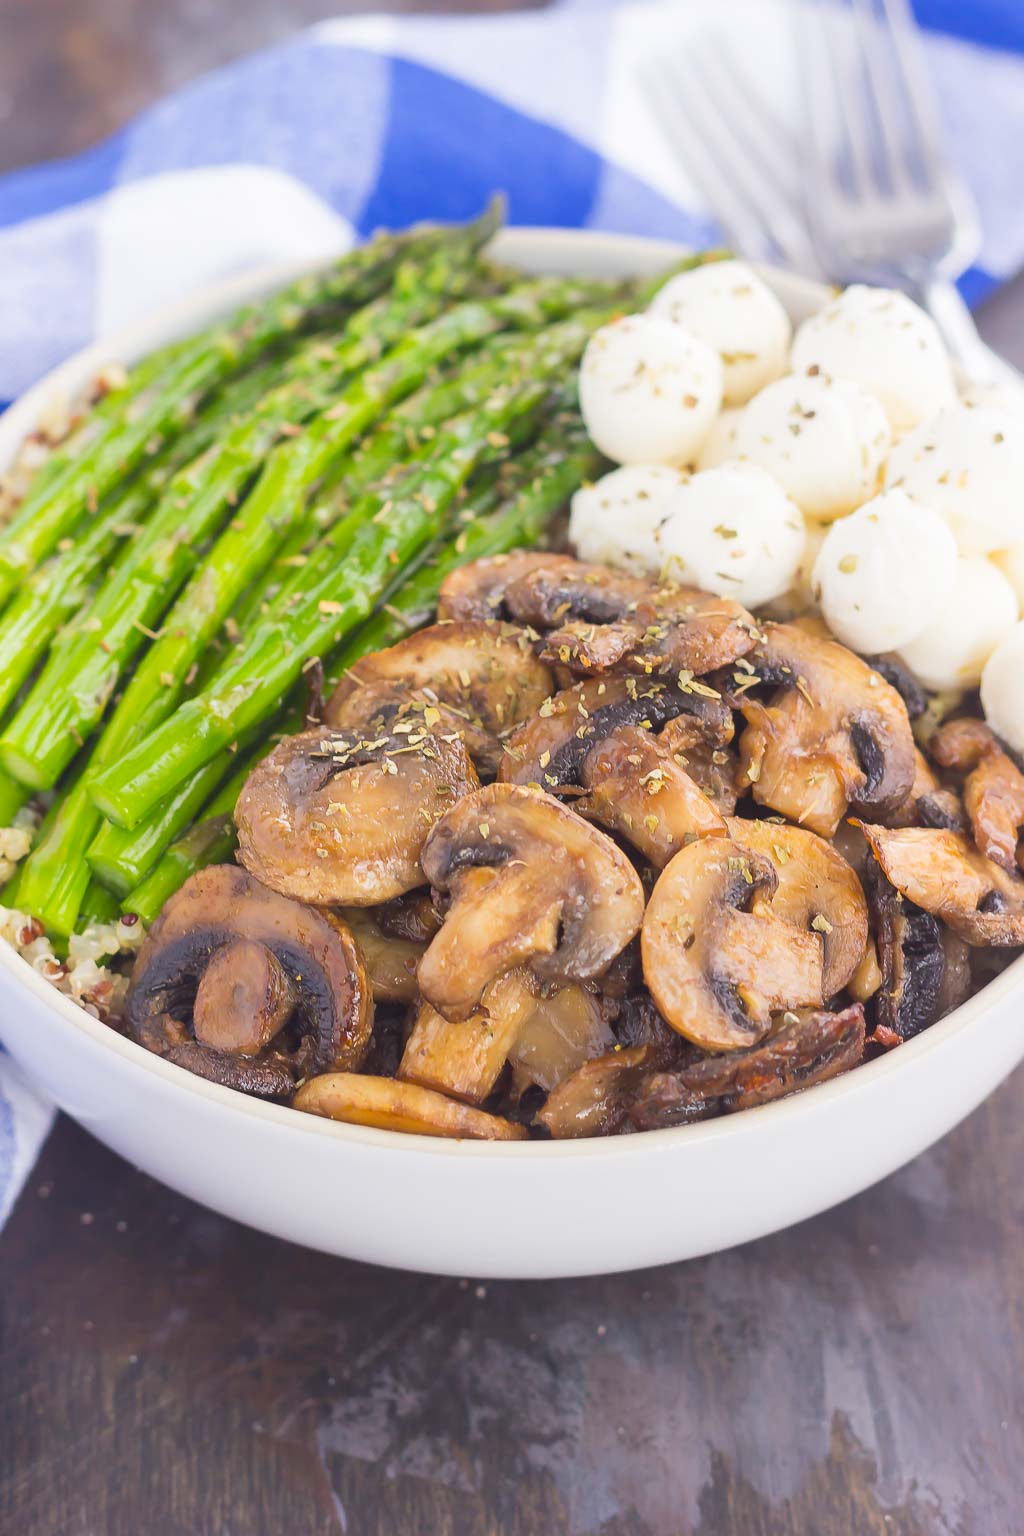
[1,228,1022,1279]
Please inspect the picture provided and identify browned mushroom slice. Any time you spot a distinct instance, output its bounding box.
[863,860,970,1043]
[580,725,726,866]
[659,713,740,813]
[325,620,555,777]
[931,718,1024,872]
[724,818,868,996]
[294,1073,527,1140]
[736,622,915,837]
[124,865,373,1094]
[508,982,617,1094]
[641,838,823,1051]
[627,1004,866,1129]
[399,968,538,1103]
[419,783,646,1021]
[502,556,653,629]
[535,1044,666,1138]
[374,891,440,944]
[340,908,424,1003]
[858,822,1024,945]
[437,551,580,622]
[499,676,731,792]
[539,585,757,680]
[235,722,478,906]
[883,747,965,831]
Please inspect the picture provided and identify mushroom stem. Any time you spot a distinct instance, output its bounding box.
[193,937,297,1057]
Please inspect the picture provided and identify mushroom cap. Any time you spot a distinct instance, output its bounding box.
[437,551,576,622]
[338,908,425,1003]
[724,817,869,996]
[641,837,824,1051]
[883,747,965,832]
[736,621,916,837]
[294,1072,527,1140]
[858,822,1024,945]
[499,676,732,792]
[501,557,653,629]
[325,620,555,777]
[235,723,478,906]
[419,783,646,1021]
[930,718,1024,872]
[124,865,373,1090]
[582,726,726,866]
[538,583,757,680]
[863,860,951,1041]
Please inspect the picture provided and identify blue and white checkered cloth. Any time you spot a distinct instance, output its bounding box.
[2,0,1023,1224]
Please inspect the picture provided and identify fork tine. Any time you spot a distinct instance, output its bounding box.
[815,2,879,200]
[850,0,915,193]
[693,37,806,218]
[874,0,951,184]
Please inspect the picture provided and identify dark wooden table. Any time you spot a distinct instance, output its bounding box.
[2,5,1024,1533]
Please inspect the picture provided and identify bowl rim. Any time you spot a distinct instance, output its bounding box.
[2,223,1020,1162]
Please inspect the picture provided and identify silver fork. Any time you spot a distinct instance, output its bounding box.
[645,1,1016,386]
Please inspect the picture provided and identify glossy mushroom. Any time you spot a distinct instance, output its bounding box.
[724,817,869,996]
[580,725,726,865]
[124,865,373,1095]
[235,720,478,906]
[735,621,916,837]
[883,747,965,831]
[863,861,970,1043]
[931,717,1024,872]
[294,1073,527,1140]
[641,837,824,1051]
[858,822,1024,945]
[326,620,555,777]
[537,583,758,680]
[399,968,539,1103]
[418,783,646,1020]
[437,551,580,621]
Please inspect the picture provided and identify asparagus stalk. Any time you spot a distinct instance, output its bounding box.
[89,374,557,829]
[0,239,497,790]
[125,803,238,926]
[0,223,430,606]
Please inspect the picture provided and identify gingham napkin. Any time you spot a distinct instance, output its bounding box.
[2,0,1023,1223]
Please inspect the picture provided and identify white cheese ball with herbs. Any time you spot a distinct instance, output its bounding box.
[811,488,957,654]
[898,555,1018,691]
[569,464,687,576]
[993,546,1024,608]
[696,408,742,471]
[579,314,723,466]
[886,404,1024,554]
[656,462,805,608]
[791,286,956,432]
[982,622,1024,755]
[730,374,890,521]
[648,260,791,406]
[960,379,1024,423]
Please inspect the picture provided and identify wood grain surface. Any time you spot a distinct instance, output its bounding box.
[1,3,1024,1533]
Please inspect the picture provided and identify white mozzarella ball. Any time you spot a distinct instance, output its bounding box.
[982,621,1024,754]
[992,546,1024,607]
[648,259,791,406]
[961,379,1024,423]
[578,314,723,466]
[656,462,805,609]
[696,408,742,471]
[811,488,957,654]
[788,518,830,609]
[899,556,1019,691]
[791,285,956,431]
[730,374,890,521]
[886,404,1024,554]
[569,464,687,576]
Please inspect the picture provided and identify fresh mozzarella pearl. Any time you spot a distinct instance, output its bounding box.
[960,379,1024,423]
[569,464,687,576]
[648,260,791,406]
[886,404,1024,554]
[992,546,1024,607]
[578,314,723,466]
[788,518,830,609]
[696,408,742,471]
[811,488,957,654]
[982,622,1024,755]
[656,462,805,608]
[899,556,1018,690]
[791,285,956,431]
[730,374,890,521]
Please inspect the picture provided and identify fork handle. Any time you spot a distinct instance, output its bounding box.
[916,277,1021,390]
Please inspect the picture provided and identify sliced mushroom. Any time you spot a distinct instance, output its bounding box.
[580,725,726,865]
[858,822,1024,945]
[735,622,915,837]
[641,838,824,1051]
[864,860,947,1043]
[499,676,732,793]
[884,747,965,832]
[931,718,1024,872]
[125,865,373,1094]
[340,908,424,1003]
[659,714,740,814]
[399,968,539,1103]
[235,721,478,906]
[508,983,617,1094]
[294,1073,527,1140]
[627,1003,866,1129]
[419,783,646,1020]
[865,653,928,720]
[438,551,580,622]
[326,620,555,777]
[535,1044,670,1139]
[724,817,869,996]
[538,584,757,681]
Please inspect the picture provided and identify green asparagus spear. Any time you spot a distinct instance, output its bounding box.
[0,223,429,606]
[89,374,557,829]
[125,808,238,927]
